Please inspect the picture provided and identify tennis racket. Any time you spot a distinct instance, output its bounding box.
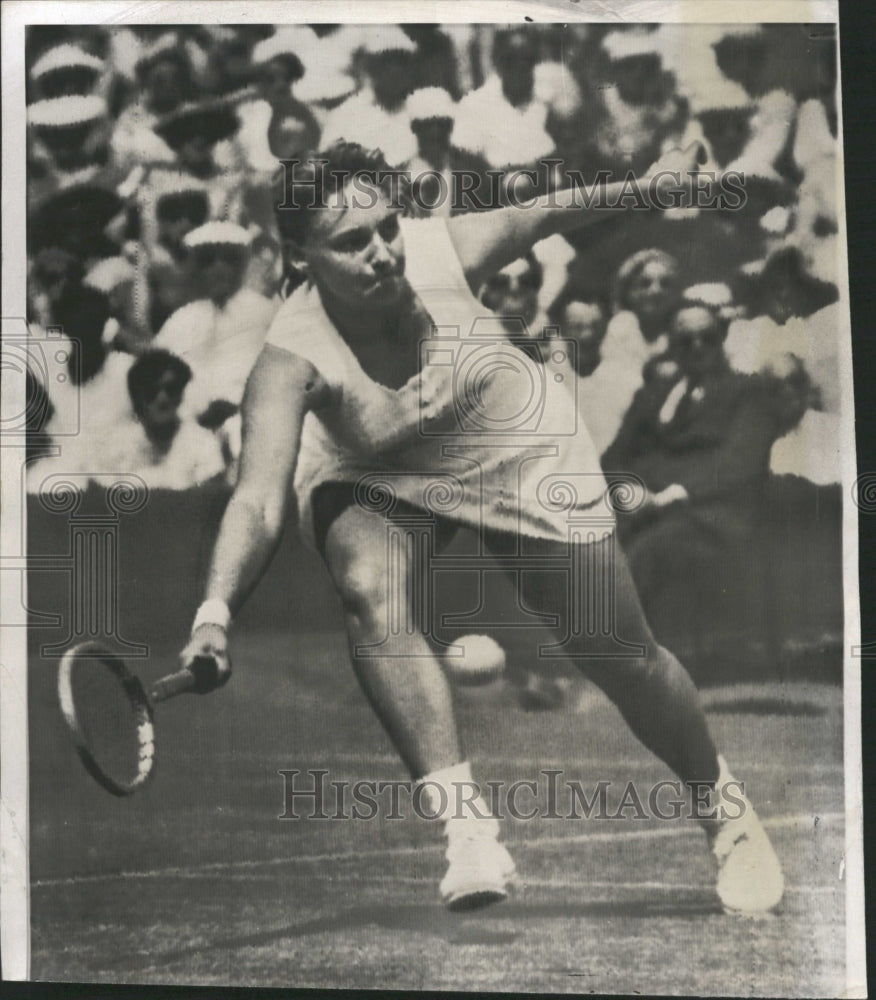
[57,641,213,797]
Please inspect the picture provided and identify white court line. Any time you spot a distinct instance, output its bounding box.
[324,753,844,774]
[148,872,842,896]
[32,811,843,889]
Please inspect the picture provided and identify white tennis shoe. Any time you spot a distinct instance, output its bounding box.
[440,831,517,911]
[707,756,784,914]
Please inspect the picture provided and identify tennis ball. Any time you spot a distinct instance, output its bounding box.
[442,634,506,686]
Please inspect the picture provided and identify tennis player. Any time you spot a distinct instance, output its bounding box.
[180,140,784,914]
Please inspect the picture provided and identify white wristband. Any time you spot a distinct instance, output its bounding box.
[191,598,231,635]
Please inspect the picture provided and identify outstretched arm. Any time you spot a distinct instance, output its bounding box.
[179,345,329,686]
[203,345,327,614]
[447,142,707,290]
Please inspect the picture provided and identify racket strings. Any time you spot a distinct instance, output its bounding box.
[68,654,154,790]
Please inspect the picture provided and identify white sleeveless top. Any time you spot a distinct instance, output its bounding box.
[265,216,613,548]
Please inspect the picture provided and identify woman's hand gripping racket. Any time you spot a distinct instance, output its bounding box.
[58,631,230,797]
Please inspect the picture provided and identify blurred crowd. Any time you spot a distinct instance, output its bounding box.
[24,22,841,538]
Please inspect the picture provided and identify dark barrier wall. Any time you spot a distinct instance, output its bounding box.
[26,475,843,685]
[26,479,340,653]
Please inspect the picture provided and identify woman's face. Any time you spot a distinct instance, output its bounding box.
[368,53,414,111]
[259,58,293,105]
[194,245,247,306]
[177,134,213,176]
[41,124,95,170]
[303,181,407,311]
[146,59,184,114]
[482,258,541,329]
[34,249,80,303]
[625,258,679,325]
[562,300,607,376]
[136,369,186,434]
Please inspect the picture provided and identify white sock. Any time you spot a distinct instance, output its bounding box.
[417,761,499,840]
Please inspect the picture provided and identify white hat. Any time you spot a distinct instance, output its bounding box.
[84,257,136,294]
[406,87,456,122]
[357,25,417,55]
[740,258,767,278]
[150,169,209,200]
[183,221,252,249]
[201,26,238,44]
[682,282,734,308]
[28,94,107,128]
[135,31,185,72]
[682,282,740,321]
[602,30,663,62]
[760,205,792,235]
[31,44,104,80]
[693,80,754,113]
[723,152,784,184]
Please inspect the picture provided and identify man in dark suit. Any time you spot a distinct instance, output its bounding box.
[603,303,808,662]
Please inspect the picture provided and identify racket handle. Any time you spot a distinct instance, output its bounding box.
[150,667,197,703]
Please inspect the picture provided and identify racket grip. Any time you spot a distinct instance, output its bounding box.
[150,667,198,703]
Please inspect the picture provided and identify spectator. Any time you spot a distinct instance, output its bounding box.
[604,303,805,533]
[239,34,321,167]
[643,25,755,127]
[198,27,261,97]
[575,249,682,455]
[29,183,124,263]
[28,255,136,478]
[479,253,548,360]
[27,96,119,202]
[243,231,283,300]
[110,34,196,170]
[19,20,844,513]
[120,350,227,489]
[402,25,462,99]
[150,97,247,225]
[153,222,278,418]
[291,25,358,109]
[82,255,138,350]
[594,30,685,176]
[728,246,841,485]
[612,248,682,346]
[30,44,104,100]
[602,303,809,652]
[29,246,86,328]
[321,33,420,166]
[547,291,610,378]
[29,247,114,389]
[406,87,491,217]
[136,177,211,333]
[789,98,839,281]
[153,97,241,182]
[728,246,839,405]
[453,28,555,178]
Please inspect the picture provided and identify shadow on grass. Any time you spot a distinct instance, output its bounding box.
[125,893,722,970]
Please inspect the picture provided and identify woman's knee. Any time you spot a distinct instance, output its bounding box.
[335,556,389,618]
[323,507,410,621]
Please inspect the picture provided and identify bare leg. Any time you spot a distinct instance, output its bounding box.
[488,530,719,785]
[323,503,461,779]
[480,532,782,911]
[323,503,517,909]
